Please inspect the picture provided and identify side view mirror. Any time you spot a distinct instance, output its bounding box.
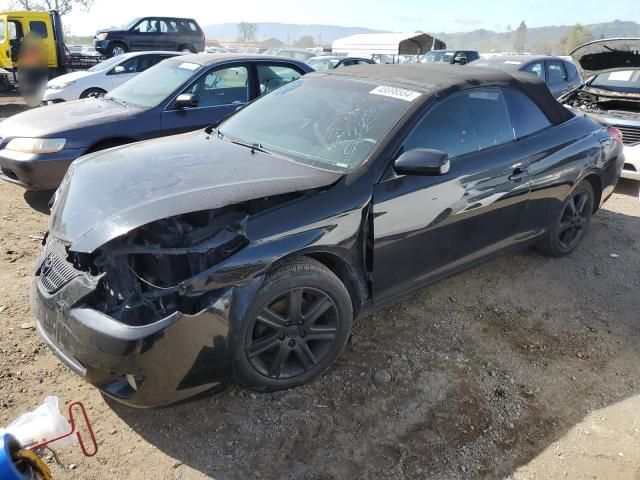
[394,148,450,176]
[113,65,126,74]
[174,93,198,109]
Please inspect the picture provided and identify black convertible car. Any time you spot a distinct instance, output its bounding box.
[32,64,624,407]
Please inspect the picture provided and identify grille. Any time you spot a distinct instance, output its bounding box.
[37,239,81,293]
[614,125,640,146]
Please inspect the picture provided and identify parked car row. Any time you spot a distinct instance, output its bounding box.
[0,54,312,189]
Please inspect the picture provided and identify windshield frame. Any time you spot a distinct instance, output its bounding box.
[217,76,423,174]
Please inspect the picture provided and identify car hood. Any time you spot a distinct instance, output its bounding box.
[0,98,135,138]
[96,28,126,35]
[49,130,343,253]
[570,38,640,78]
[47,70,96,88]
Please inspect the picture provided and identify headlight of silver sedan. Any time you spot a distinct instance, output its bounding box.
[5,138,67,154]
[47,81,75,90]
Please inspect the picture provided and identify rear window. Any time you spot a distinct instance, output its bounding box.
[29,21,48,39]
[504,89,551,139]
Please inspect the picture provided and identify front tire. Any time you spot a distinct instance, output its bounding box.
[79,87,106,99]
[108,42,127,57]
[538,181,594,257]
[234,258,353,392]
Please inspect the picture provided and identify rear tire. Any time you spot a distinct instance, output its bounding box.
[234,258,353,392]
[178,44,196,53]
[108,42,127,57]
[538,181,594,257]
[79,87,106,99]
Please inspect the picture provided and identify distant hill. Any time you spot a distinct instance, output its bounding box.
[438,20,640,54]
[203,22,386,45]
[204,20,640,53]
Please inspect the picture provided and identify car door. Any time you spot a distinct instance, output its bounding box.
[160,63,251,135]
[371,88,531,302]
[129,18,161,50]
[545,60,570,97]
[155,20,177,50]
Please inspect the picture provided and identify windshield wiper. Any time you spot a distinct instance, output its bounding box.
[217,131,271,155]
[104,96,128,107]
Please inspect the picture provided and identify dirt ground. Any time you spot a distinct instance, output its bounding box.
[1,94,640,480]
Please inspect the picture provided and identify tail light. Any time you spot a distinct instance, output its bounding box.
[608,126,623,144]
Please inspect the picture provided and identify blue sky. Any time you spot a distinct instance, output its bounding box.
[2,0,639,35]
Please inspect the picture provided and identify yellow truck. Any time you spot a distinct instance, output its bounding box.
[0,9,101,87]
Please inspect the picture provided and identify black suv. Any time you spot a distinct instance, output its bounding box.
[94,17,205,57]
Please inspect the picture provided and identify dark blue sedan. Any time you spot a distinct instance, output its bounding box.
[0,54,313,190]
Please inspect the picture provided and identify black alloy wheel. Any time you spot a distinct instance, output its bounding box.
[539,181,594,257]
[557,189,591,250]
[247,287,338,379]
[234,258,352,391]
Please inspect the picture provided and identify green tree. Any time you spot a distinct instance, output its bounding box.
[237,22,258,45]
[563,24,594,54]
[293,35,315,49]
[513,21,527,53]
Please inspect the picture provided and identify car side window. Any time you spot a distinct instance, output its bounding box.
[503,89,551,139]
[564,61,579,82]
[110,57,138,74]
[257,65,302,94]
[404,88,514,159]
[184,65,249,107]
[29,21,48,39]
[137,55,166,72]
[522,62,545,81]
[546,61,566,85]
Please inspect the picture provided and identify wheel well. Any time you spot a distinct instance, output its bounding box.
[285,252,368,316]
[584,173,603,213]
[80,87,106,96]
[85,137,135,154]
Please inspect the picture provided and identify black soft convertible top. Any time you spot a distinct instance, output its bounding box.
[318,63,574,125]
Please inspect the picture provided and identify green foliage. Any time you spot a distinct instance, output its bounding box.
[562,24,594,54]
[513,21,527,53]
[438,19,640,55]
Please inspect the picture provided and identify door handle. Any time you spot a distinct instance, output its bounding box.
[508,167,528,182]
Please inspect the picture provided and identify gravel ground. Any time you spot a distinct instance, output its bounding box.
[1,94,640,479]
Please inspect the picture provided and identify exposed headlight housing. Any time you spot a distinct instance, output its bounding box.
[95,32,109,41]
[6,138,67,154]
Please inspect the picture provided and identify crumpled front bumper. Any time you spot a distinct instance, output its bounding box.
[31,271,240,408]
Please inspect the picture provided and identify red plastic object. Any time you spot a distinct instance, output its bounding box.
[28,401,98,457]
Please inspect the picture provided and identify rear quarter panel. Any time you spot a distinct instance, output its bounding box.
[518,113,622,240]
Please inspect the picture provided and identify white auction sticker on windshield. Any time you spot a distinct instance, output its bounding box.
[178,62,201,70]
[370,85,421,102]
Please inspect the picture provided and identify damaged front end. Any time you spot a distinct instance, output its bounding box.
[32,205,269,407]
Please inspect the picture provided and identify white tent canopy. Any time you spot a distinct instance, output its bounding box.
[332,32,446,59]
